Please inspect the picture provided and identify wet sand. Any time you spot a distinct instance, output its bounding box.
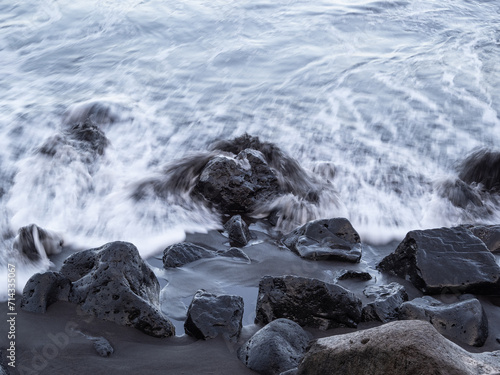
[2,222,500,374]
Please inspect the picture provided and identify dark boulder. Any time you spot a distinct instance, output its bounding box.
[64,121,109,156]
[255,275,362,330]
[224,215,252,247]
[336,270,372,281]
[162,242,250,269]
[465,224,500,253]
[194,149,282,214]
[361,282,408,323]
[458,149,500,192]
[20,271,71,313]
[237,318,310,375]
[281,218,362,262]
[399,295,489,347]
[184,290,244,342]
[297,320,500,375]
[162,242,216,268]
[436,178,483,208]
[377,226,500,295]
[60,241,175,338]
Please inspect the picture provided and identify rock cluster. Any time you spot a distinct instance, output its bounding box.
[21,241,175,338]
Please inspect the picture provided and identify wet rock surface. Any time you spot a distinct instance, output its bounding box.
[465,224,500,253]
[237,318,310,375]
[195,149,282,214]
[361,282,408,323]
[281,218,362,262]
[336,270,372,281]
[255,275,363,330]
[13,224,64,261]
[162,242,250,268]
[297,320,500,375]
[162,242,217,268]
[224,215,252,247]
[184,290,244,342]
[60,241,175,338]
[377,226,500,295]
[399,295,489,347]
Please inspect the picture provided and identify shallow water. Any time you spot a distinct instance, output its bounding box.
[1,0,500,298]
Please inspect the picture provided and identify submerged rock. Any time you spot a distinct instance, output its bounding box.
[377,226,500,295]
[399,296,489,347]
[297,320,500,375]
[255,275,362,330]
[60,241,175,338]
[458,149,500,192]
[281,218,362,262]
[361,282,408,323]
[13,224,63,261]
[184,290,244,342]
[224,215,252,247]
[194,149,282,214]
[237,318,310,375]
[20,271,71,313]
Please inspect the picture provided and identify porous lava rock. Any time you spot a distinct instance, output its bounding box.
[399,295,489,347]
[255,275,362,330]
[60,241,175,338]
[20,271,71,313]
[297,320,500,375]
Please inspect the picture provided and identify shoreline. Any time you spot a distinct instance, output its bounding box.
[2,222,500,374]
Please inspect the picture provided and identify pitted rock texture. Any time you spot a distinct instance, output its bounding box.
[255,275,362,330]
[60,241,175,338]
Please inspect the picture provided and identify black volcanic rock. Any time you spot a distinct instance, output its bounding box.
[255,275,362,330]
[458,149,500,192]
[337,270,372,281]
[162,242,216,268]
[465,224,500,253]
[184,290,244,342]
[361,282,408,323]
[20,271,71,313]
[237,318,309,375]
[399,296,489,347]
[297,320,500,375]
[194,149,281,214]
[281,218,362,262]
[224,215,251,247]
[60,241,175,338]
[377,226,500,295]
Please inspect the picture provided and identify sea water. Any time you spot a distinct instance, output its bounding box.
[1,0,499,299]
